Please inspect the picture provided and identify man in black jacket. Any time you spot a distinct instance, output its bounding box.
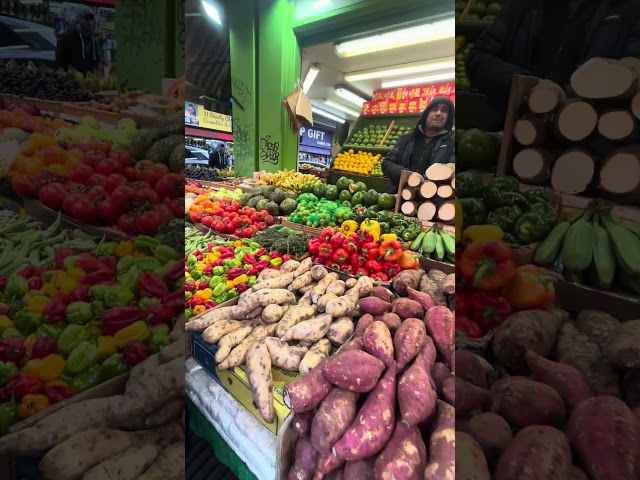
[55,12,100,74]
[382,96,455,193]
[465,0,640,131]
[209,144,227,170]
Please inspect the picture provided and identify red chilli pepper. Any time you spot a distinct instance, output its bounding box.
[43,384,74,405]
[138,272,170,299]
[121,341,150,366]
[100,306,143,336]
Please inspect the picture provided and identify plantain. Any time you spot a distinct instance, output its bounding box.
[590,214,616,288]
[422,230,437,255]
[410,231,426,252]
[533,221,570,266]
[434,232,445,260]
[560,213,593,272]
[439,229,456,256]
[602,213,640,275]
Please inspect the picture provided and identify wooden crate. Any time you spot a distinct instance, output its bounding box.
[280,218,322,237]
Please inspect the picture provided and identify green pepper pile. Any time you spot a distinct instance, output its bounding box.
[355,210,422,242]
[457,173,558,245]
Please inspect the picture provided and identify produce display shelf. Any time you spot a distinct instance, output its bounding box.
[326,170,390,194]
[280,218,322,237]
[339,144,392,155]
[554,280,640,322]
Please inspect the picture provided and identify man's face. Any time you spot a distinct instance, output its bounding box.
[218,146,225,153]
[79,17,94,32]
[425,104,449,130]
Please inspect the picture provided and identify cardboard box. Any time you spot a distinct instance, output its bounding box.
[190,331,299,435]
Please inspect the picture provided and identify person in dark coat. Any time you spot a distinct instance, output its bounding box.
[209,144,227,170]
[55,12,100,74]
[381,96,455,194]
[465,0,640,131]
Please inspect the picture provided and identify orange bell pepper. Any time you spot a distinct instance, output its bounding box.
[502,264,555,310]
[17,394,49,419]
[397,251,420,270]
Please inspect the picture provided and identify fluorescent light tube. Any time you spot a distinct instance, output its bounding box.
[302,64,320,93]
[334,18,454,58]
[345,59,455,82]
[334,87,367,107]
[202,1,222,25]
[323,99,360,117]
[381,72,455,88]
[313,0,331,8]
[312,106,346,123]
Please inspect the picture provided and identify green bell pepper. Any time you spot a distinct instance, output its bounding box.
[522,188,550,204]
[484,189,528,211]
[455,171,486,198]
[185,308,193,320]
[0,403,19,436]
[63,255,78,270]
[14,311,42,336]
[66,341,98,375]
[389,214,406,228]
[514,213,553,244]
[488,176,520,192]
[401,228,419,242]
[117,266,142,294]
[1,328,24,340]
[212,283,226,297]
[96,241,118,256]
[486,205,524,234]
[37,324,61,340]
[132,257,162,272]
[530,201,557,225]
[247,276,257,287]
[390,226,405,237]
[70,364,102,392]
[90,300,106,316]
[222,258,241,269]
[88,285,110,303]
[208,275,222,287]
[459,198,487,228]
[154,245,180,265]
[4,274,28,300]
[502,232,520,245]
[148,325,170,353]
[134,235,160,252]
[0,361,18,384]
[116,255,135,274]
[138,297,160,310]
[99,353,129,381]
[58,324,90,355]
[65,302,93,325]
[103,285,135,308]
[186,254,197,266]
[379,222,390,235]
[212,266,225,276]
[259,255,271,262]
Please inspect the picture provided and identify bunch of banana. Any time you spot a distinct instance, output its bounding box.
[533,206,640,291]
[256,169,320,194]
[410,226,456,264]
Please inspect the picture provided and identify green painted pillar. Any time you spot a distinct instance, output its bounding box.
[228,0,258,177]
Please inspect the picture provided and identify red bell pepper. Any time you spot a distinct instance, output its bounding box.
[365,259,383,273]
[380,240,403,261]
[340,264,354,275]
[43,296,67,324]
[330,233,346,249]
[28,276,43,291]
[143,304,174,326]
[254,260,269,271]
[319,227,335,243]
[471,291,512,332]
[227,268,246,280]
[356,229,374,245]
[188,296,204,307]
[122,341,150,366]
[361,242,380,260]
[282,254,292,262]
[164,289,185,315]
[76,253,106,274]
[270,251,282,259]
[54,247,75,270]
[165,260,184,283]
[354,267,368,277]
[307,238,321,255]
[0,339,25,363]
[318,243,333,260]
[138,272,170,299]
[243,254,257,265]
[370,272,389,282]
[460,241,516,290]
[455,289,472,317]
[79,269,116,287]
[455,315,483,339]
[333,248,349,265]
[236,283,249,293]
[350,253,365,266]
[98,255,117,273]
[342,237,358,255]
[43,384,74,405]
[100,306,143,336]
[254,248,267,258]
[7,372,43,401]
[383,261,401,278]
[31,337,57,360]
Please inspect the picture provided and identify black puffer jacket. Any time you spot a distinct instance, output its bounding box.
[465,0,640,130]
[381,96,455,193]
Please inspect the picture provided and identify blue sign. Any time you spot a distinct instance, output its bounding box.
[300,126,333,149]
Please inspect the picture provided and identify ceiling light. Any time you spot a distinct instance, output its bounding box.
[312,106,345,123]
[302,64,320,93]
[202,1,222,25]
[313,0,331,8]
[381,72,455,88]
[334,18,454,58]
[345,58,455,82]
[333,87,367,107]
[323,99,360,117]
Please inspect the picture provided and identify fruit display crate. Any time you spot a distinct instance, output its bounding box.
[280,218,322,237]
[339,113,421,154]
[326,170,390,194]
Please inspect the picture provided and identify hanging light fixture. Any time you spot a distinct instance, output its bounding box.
[333,86,368,107]
[312,106,346,123]
[322,99,360,117]
[302,63,320,93]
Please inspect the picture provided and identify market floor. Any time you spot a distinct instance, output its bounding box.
[187,429,238,480]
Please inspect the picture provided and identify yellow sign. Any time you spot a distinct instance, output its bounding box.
[198,107,232,133]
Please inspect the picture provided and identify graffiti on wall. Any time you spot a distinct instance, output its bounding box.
[259,135,280,165]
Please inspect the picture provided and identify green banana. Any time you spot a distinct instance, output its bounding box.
[410,231,426,251]
[602,213,640,275]
[590,214,616,288]
[561,215,593,272]
[422,230,437,254]
[533,221,570,266]
[439,229,456,256]
[434,232,445,260]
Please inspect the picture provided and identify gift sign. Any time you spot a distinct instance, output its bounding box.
[360,82,455,116]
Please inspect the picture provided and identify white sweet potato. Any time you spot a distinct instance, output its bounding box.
[326,280,347,296]
[325,289,359,318]
[215,325,253,364]
[231,289,295,317]
[265,337,308,371]
[258,268,281,281]
[185,306,234,331]
[345,278,357,289]
[217,323,277,370]
[282,314,332,342]
[311,272,340,301]
[202,319,253,344]
[373,423,426,480]
[82,444,160,480]
[317,293,338,313]
[311,388,360,454]
[310,264,328,280]
[605,319,640,369]
[280,259,301,273]
[322,350,385,393]
[294,257,314,275]
[137,442,185,480]
[326,317,355,346]
[246,340,274,423]
[276,305,317,338]
[252,272,295,291]
[291,271,315,292]
[352,275,374,297]
[299,338,332,376]
[393,318,426,371]
[262,304,290,323]
[363,321,394,367]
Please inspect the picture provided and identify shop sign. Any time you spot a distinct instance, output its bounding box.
[185,103,232,132]
[299,126,333,149]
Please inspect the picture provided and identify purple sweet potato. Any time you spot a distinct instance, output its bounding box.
[424,306,454,369]
[525,350,593,409]
[339,337,364,353]
[494,425,571,480]
[370,286,394,304]
[442,376,455,406]
[322,350,385,393]
[567,466,589,480]
[323,468,344,480]
[311,389,360,454]
[391,298,424,320]
[285,359,333,413]
[343,458,374,480]
[431,362,450,398]
[288,437,320,480]
[491,377,566,429]
[462,412,512,467]
[406,286,435,311]
[397,351,436,428]
[418,336,437,373]
[293,411,315,438]
[358,297,392,316]
[315,452,344,478]
[363,321,394,367]
[372,313,401,335]
[456,432,491,480]
[353,314,374,338]
[455,350,495,389]
[456,376,491,415]
[393,318,426,371]
[566,395,639,480]
[423,401,455,480]
[373,423,426,480]
[333,364,397,461]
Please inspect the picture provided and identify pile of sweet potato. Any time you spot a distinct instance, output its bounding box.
[282,275,456,480]
[455,308,640,479]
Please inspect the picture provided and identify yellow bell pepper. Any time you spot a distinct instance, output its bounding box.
[41,283,59,297]
[66,267,85,279]
[86,323,103,337]
[27,296,50,315]
[462,225,504,244]
[115,241,135,257]
[0,315,14,333]
[44,379,69,388]
[193,305,206,315]
[114,321,150,347]
[340,220,358,237]
[23,333,40,355]
[196,263,206,272]
[195,288,213,300]
[232,274,248,286]
[380,233,398,242]
[97,336,118,360]
[185,271,191,278]
[360,219,381,242]
[226,280,235,290]
[50,272,77,296]
[17,394,50,419]
[23,354,65,381]
[206,253,218,263]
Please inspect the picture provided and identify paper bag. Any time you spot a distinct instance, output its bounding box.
[283,85,313,129]
[294,88,313,126]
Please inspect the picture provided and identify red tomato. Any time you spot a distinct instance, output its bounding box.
[154,204,173,224]
[117,213,134,233]
[12,175,38,198]
[200,215,213,228]
[111,185,136,211]
[133,210,160,236]
[265,215,275,226]
[135,187,159,205]
[256,222,267,231]
[70,197,97,224]
[109,149,132,168]
[135,161,168,187]
[96,197,121,225]
[155,173,182,199]
[82,151,103,166]
[38,183,67,211]
[87,173,107,187]
[164,197,184,217]
[95,157,124,176]
[123,166,139,181]
[68,164,95,184]
[62,193,82,216]
[87,185,108,201]
[104,173,128,193]
[189,211,202,223]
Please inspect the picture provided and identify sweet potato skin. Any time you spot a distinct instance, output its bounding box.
[491,377,566,429]
[323,350,385,393]
[246,341,274,423]
[293,411,315,438]
[406,286,435,311]
[442,376,455,406]
[494,425,571,480]
[343,458,375,480]
[311,388,360,454]
[288,437,320,480]
[456,376,491,415]
[456,431,490,480]
[392,269,423,296]
[373,423,426,480]
[286,359,333,413]
[566,395,639,480]
[371,286,394,303]
[431,362,451,398]
[391,298,424,320]
[315,452,345,477]
[423,401,455,480]
[462,412,512,467]
[338,337,364,353]
[397,354,436,428]
[363,321,395,367]
[424,306,454,369]
[393,318,426,371]
[359,297,392,316]
[372,312,402,335]
[455,350,493,389]
[353,314,374,338]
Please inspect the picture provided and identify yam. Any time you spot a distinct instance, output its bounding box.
[491,377,566,428]
[265,337,308,371]
[494,425,571,480]
[326,280,346,297]
[135,442,185,480]
[333,364,396,461]
[372,312,402,335]
[215,325,253,364]
[525,350,593,408]
[398,347,436,428]
[293,411,315,438]
[463,412,512,467]
[262,304,290,324]
[456,432,490,480]
[423,401,455,480]
[456,376,491,415]
[282,314,333,342]
[570,57,639,100]
[566,395,639,480]
[285,358,333,412]
[373,424,426,480]
[605,319,640,369]
[492,309,564,374]
[424,306,454,369]
[82,444,160,480]
[371,286,394,303]
[358,297,391,316]
[311,388,360,454]
[393,318,426,371]
[288,437,320,480]
[406,286,435,311]
[575,309,621,351]
[392,269,423,296]
[322,350,385,393]
[326,317,355,346]
[310,264,328,280]
[246,340,274,423]
[441,274,455,295]
[363,321,394,367]
[217,323,278,369]
[252,272,295,291]
[343,458,374,480]
[276,305,317,338]
[353,314,374,338]
[299,339,332,376]
[418,275,446,306]
[281,259,301,273]
[185,306,234,331]
[391,298,424,320]
[201,319,253,344]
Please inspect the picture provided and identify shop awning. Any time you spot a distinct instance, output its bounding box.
[300,145,331,156]
[185,127,233,142]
